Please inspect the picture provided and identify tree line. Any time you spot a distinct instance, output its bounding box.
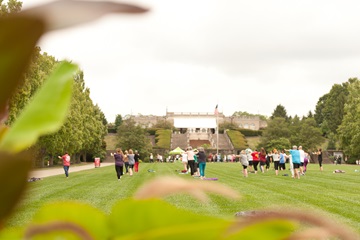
[111,78,360,163]
[4,43,107,166]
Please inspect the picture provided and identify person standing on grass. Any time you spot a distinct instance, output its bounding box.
[181,150,188,172]
[123,150,129,174]
[186,146,196,176]
[193,150,200,177]
[113,148,124,180]
[236,150,249,177]
[286,146,301,179]
[196,147,207,179]
[298,146,305,175]
[149,153,154,163]
[127,149,135,176]
[279,149,286,171]
[245,148,253,172]
[259,148,267,173]
[271,149,280,176]
[266,150,272,171]
[251,149,260,174]
[303,152,309,173]
[314,148,323,171]
[134,150,140,173]
[58,152,70,178]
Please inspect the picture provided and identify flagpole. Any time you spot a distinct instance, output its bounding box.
[214,104,219,155]
[216,111,219,155]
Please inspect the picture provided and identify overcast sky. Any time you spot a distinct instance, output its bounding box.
[23,0,360,122]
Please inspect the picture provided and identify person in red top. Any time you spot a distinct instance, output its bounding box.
[58,152,70,178]
[251,150,260,174]
[259,147,267,173]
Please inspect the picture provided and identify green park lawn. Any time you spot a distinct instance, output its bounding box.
[5,162,360,234]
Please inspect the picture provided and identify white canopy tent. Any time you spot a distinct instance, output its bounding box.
[173,118,216,128]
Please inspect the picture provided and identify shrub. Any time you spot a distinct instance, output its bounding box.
[155,129,171,149]
[238,128,263,136]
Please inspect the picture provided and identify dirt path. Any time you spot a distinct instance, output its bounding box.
[30,162,113,178]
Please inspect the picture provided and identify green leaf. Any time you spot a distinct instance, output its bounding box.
[0,16,45,119]
[0,62,77,153]
[0,151,32,229]
[109,199,232,240]
[27,201,110,240]
[226,219,296,240]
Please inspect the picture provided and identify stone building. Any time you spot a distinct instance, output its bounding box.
[130,111,267,130]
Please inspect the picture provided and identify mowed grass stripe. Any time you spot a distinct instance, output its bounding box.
[6,161,360,233]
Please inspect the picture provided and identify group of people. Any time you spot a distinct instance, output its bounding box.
[59,146,323,180]
[180,146,207,179]
[112,148,140,180]
[234,146,323,178]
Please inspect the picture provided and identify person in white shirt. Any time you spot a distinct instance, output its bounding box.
[271,149,280,176]
[298,146,305,175]
[181,151,188,171]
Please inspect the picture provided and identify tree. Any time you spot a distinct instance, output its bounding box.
[0,0,22,15]
[257,117,290,148]
[117,118,152,158]
[307,111,313,119]
[314,94,328,129]
[271,104,288,120]
[297,118,324,152]
[338,80,360,158]
[7,48,57,125]
[219,121,238,133]
[232,111,267,121]
[114,114,123,130]
[322,83,349,134]
[152,119,174,129]
[31,68,108,166]
[288,115,302,145]
[314,79,357,135]
[327,132,337,150]
[266,138,291,152]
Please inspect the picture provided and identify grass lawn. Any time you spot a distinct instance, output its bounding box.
[6,161,360,234]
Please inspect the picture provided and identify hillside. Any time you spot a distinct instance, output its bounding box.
[245,136,260,150]
[104,133,117,150]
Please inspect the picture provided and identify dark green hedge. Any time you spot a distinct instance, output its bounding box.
[238,129,262,136]
[107,127,116,133]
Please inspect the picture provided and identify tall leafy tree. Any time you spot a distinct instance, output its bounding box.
[322,83,348,134]
[31,68,108,165]
[266,138,291,152]
[117,118,152,158]
[288,115,302,145]
[114,114,123,130]
[257,117,290,148]
[298,118,324,152]
[338,80,360,158]
[314,94,328,129]
[314,79,357,135]
[7,48,57,125]
[270,104,288,120]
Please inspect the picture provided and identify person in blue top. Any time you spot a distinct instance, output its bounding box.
[286,146,301,179]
